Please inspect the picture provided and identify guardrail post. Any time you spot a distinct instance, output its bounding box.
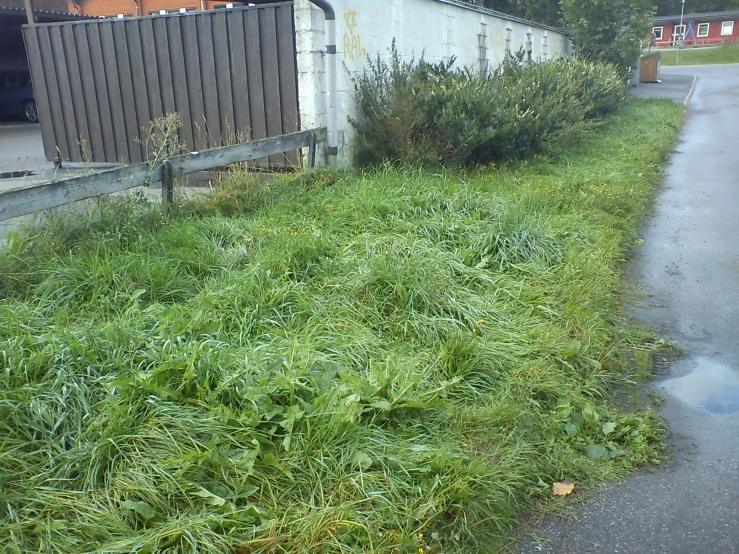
[308,131,317,168]
[161,159,174,204]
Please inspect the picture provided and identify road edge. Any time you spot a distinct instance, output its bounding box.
[684,75,697,105]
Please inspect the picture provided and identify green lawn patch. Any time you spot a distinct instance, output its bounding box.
[657,44,739,65]
[0,98,682,553]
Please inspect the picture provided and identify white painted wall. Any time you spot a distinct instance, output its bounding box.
[295,0,571,167]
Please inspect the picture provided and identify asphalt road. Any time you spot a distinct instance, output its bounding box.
[630,72,696,104]
[0,121,46,176]
[0,121,53,240]
[518,64,739,553]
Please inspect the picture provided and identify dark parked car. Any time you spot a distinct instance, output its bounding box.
[0,72,38,123]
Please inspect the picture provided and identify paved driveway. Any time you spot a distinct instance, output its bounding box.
[518,64,739,553]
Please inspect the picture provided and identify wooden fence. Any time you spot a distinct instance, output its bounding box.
[22,2,300,165]
[0,128,325,222]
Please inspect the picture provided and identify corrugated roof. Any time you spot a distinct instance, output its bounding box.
[653,9,739,24]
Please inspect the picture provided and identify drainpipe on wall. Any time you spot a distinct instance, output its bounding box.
[133,0,140,16]
[307,0,338,164]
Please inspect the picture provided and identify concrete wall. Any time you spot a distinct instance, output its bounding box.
[295,0,571,167]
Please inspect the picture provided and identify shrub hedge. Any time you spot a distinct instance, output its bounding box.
[351,49,628,167]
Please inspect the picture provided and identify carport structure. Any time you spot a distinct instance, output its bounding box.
[0,6,94,71]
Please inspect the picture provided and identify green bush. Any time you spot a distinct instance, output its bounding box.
[351,49,628,167]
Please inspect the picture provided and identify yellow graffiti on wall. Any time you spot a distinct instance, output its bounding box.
[343,10,366,61]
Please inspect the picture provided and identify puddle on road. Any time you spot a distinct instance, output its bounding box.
[662,358,739,414]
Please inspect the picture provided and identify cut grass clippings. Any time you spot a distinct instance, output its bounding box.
[0,98,683,553]
[656,43,739,65]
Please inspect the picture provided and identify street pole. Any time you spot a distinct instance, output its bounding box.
[676,0,686,64]
[23,0,34,24]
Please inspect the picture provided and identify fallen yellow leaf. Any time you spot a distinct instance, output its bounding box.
[553,481,575,497]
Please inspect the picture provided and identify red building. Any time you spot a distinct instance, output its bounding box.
[651,10,739,47]
[66,0,255,17]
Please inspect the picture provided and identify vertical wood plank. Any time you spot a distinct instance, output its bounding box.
[73,23,105,162]
[244,8,268,167]
[62,24,92,162]
[227,9,251,142]
[182,14,207,150]
[112,20,141,162]
[275,4,300,166]
[213,10,235,144]
[49,24,81,161]
[87,23,117,162]
[125,20,150,160]
[166,16,194,151]
[196,14,220,148]
[257,7,284,166]
[152,17,175,117]
[22,26,57,161]
[244,9,267,143]
[140,18,164,124]
[100,22,131,162]
[275,5,299,134]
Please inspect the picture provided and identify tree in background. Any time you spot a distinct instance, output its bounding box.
[515,0,563,26]
[481,0,739,23]
[481,0,562,26]
[653,0,739,15]
[561,0,654,79]
[479,0,739,78]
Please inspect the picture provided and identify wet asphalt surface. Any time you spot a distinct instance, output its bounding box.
[517,64,739,553]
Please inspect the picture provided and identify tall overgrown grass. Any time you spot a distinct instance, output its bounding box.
[0,99,682,553]
[351,49,628,167]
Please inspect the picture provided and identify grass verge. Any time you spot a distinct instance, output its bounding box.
[0,98,683,553]
[656,43,739,65]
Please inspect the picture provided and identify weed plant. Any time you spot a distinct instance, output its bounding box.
[0,99,682,553]
[351,49,628,167]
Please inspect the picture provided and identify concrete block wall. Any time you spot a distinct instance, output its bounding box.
[295,0,571,167]
[295,0,328,162]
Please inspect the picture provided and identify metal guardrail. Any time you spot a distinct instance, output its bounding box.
[0,128,325,222]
